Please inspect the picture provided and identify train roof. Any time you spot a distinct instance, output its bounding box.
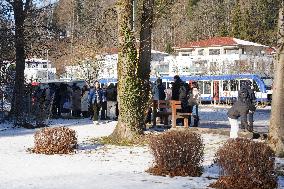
[167,74,262,81]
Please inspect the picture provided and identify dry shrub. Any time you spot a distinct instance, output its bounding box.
[32,127,77,155]
[210,138,277,189]
[147,130,204,177]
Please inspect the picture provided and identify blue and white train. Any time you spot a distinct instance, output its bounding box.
[99,74,273,104]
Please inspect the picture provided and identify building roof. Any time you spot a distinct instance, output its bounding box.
[99,48,169,55]
[176,37,268,49]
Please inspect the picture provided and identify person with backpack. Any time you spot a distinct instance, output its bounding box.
[172,75,190,125]
[227,89,256,138]
[238,80,256,132]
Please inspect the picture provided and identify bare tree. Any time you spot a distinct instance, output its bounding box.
[5,0,32,125]
[269,3,284,156]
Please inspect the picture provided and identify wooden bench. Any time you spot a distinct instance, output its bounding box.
[171,100,192,128]
[152,100,192,128]
[152,100,172,127]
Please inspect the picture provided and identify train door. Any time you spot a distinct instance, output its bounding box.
[213,81,219,104]
[221,80,230,103]
[197,81,204,102]
[203,81,212,102]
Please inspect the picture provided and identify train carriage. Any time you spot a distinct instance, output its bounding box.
[98,74,272,104]
[160,74,271,104]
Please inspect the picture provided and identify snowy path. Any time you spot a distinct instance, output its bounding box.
[0,105,283,189]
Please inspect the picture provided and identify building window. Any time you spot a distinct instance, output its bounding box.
[43,65,47,68]
[198,49,204,55]
[209,49,220,55]
[225,48,239,55]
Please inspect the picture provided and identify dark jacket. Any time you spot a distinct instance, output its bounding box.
[152,83,166,100]
[227,99,255,127]
[171,79,183,100]
[239,85,256,103]
[72,87,81,111]
[238,85,256,111]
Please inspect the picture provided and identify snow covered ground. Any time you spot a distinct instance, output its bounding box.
[0,105,283,189]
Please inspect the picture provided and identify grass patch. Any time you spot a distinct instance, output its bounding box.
[89,135,149,146]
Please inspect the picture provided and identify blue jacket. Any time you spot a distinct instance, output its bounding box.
[88,88,103,104]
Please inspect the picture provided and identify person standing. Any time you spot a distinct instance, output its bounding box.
[171,75,183,101]
[72,85,81,117]
[152,78,166,101]
[152,78,166,124]
[90,81,102,125]
[239,80,256,132]
[81,85,89,118]
[172,75,190,125]
[101,85,108,120]
[188,82,200,127]
[227,89,256,138]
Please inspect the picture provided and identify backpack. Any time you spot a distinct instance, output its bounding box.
[179,82,190,101]
[238,87,249,101]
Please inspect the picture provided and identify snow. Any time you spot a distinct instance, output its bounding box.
[233,38,269,47]
[0,105,283,189]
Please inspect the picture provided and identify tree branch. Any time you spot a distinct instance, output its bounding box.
[24,0,32,16]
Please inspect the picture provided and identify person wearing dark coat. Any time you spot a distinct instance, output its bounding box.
[238,80,256,131]
[72,86,81,117]
[152,78,166,101]
[151,78,166,124]
[101,85,108,120]
[171,75,183,101]
[171,75,190,125]
[227,89,256,138]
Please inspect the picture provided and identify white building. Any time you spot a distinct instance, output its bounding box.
[170,37,275,76]
[25,58,56,82]
[65,37,275,81]
[65,49,170,80]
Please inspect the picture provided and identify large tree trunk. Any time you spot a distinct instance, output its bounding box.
[269,4,284,156]
[111,0,153,140]
[10,0,28,125]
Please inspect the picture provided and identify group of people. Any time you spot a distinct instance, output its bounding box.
[33,81,118,126]
[32,77,257,132]
[151,75,200,127]
[227,80,256,138]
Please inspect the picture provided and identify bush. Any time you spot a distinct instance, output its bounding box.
[32,127,77,155]
[147,130,204,177]
[210,138,277,189]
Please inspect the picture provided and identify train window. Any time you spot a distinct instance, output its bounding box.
[253,81,260,92]
[240,80,248,88]
[204,81,211,94]
[230,80,239,91]
[198,81,203,94]
[223,80,229,91]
